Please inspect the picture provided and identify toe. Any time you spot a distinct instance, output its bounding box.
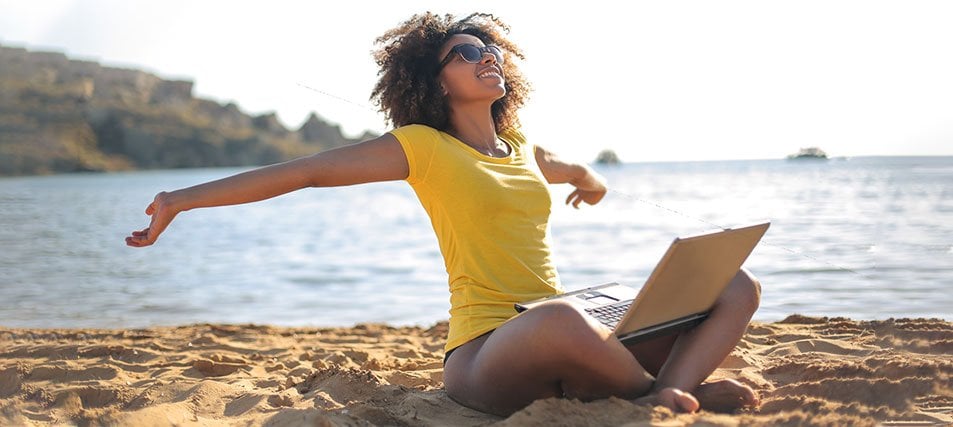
[659,387,700,413]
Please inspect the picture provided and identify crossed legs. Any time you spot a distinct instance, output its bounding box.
[442,269,762,416]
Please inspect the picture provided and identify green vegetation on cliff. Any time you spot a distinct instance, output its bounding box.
[0,44,374,176]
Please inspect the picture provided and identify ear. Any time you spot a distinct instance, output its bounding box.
[436,74,449,96]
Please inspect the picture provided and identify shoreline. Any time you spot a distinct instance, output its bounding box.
[1,316,950,426]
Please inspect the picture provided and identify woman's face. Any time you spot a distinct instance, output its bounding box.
[437,34,506,105]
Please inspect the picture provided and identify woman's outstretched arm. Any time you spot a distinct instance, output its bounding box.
[125,134,408,247]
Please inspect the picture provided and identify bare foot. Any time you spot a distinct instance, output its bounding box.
[693,379,759,413]
[632,387,700,413]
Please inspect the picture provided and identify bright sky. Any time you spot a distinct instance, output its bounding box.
[2,0,951,162]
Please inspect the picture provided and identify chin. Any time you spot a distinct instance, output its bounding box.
[489,85,506,99]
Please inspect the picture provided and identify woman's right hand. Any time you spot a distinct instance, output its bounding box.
[125,191,179,247]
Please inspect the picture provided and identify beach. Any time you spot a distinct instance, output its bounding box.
[1,315,950,426]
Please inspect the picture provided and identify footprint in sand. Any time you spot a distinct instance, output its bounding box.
[761,338,875,357]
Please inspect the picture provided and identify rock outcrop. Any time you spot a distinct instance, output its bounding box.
[0,43,374,175]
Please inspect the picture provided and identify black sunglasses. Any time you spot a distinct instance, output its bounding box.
[438,44,504,69]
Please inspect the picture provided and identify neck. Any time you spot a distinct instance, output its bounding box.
[448,103,500,155]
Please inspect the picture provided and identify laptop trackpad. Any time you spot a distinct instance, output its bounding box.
[576,292,619,305]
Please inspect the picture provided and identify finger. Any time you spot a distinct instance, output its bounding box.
[126,227,154,244]
[127,239,152,248]
[566,192,581,209]
[126,235,148,247]
[145,202,155,215]
[566,190,583,206]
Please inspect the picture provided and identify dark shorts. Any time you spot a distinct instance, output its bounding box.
[443,347,456,366]
[442,329,496,366]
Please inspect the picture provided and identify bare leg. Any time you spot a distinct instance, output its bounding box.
[628,268,762,412]
[443,300,666,416]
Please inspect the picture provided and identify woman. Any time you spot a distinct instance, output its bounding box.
[126,13,761,416]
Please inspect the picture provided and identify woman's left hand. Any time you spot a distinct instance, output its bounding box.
[566,186,607,209]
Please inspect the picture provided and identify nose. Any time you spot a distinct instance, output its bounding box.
[480,51,497,64]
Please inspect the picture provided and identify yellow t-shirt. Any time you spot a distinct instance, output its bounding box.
[390,124,563,352]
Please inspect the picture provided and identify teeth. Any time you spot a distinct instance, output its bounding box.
[479,71,500,78]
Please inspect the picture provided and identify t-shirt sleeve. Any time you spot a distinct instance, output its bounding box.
[389,125,438,184]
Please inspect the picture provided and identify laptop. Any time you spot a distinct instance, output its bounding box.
[515,222,770,344]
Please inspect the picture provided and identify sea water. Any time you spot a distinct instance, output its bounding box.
[0,156,950,328]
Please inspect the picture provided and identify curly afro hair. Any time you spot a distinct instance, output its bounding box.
[370,12,532,133]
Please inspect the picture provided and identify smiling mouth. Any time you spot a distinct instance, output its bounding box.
[478,70,502,79]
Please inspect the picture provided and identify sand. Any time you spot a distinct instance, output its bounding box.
[1,315,950,426]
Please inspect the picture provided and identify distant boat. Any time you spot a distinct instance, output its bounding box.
[787,147,828,160]
[594,149,621,165]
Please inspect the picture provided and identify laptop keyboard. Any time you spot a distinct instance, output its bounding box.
[585,299,634,328]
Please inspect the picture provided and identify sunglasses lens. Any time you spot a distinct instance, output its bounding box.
[459,45,504,64]
[459,45,484,62]
[487,46,503,63]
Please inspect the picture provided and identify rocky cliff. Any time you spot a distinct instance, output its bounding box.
[0,43,375,175]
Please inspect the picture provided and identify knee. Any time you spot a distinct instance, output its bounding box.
[529,301,611,348]
[533,300,599,329]
[727,268,761,314]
